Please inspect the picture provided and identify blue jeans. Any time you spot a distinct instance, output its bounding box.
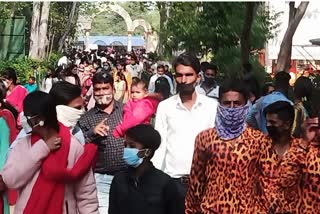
[95,173,114,214]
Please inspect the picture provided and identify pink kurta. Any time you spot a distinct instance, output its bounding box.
[6,85,27,114]
[1,135,98,214]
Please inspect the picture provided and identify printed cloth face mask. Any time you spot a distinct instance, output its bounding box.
[215,103,250,140]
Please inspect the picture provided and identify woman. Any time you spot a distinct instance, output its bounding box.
[41,67,59,93]
[1,68,27,116]
[0,79,18,135]
[63,65,81,86]
[0,81,12,214]
[49,81,85,144]
[115,60,132,103]
[0,79,19,209]
[0,91,98,214]
[114,72,127,103]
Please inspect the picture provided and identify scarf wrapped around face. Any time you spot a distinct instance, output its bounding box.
[215,103,250,140]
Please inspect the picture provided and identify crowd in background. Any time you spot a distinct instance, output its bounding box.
[0,49,319,214]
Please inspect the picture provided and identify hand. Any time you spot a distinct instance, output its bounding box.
[46,137,62,151]
[302,117,319,143]
[94,118,110,137]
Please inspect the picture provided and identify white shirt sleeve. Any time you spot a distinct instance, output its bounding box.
[152,102,167,171]
[148,75,156,93]
[209,98,219,128]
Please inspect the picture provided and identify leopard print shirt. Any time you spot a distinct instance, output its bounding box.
[259,138,303,214]
[185,127,271,214]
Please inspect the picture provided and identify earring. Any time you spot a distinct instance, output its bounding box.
[38,121,45,127]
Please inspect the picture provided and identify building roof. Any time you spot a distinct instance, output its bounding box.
[77,35,145,46]
[267,2,320,60]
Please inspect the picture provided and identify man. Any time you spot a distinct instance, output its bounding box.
[247,71,293,134]
[109,124,182,214]
[258,101,299,213]
[141,64,154,86]
[199,61,209,83]
[164,64,174,82]
[78,72,126,214]
[148,65,174,95]
[276,88,320,213]
[195,63,219,99]
[24,76,38,93]
[185,78,271,213]
[153,52,218,210]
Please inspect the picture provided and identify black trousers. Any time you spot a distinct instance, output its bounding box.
[172,178,189,214]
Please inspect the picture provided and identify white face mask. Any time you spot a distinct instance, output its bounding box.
[94,94,113,105]
[56,105,84,129]
[20,115,44,134]
[21,115,32,134]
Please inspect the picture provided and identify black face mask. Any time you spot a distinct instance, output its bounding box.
[176,82,195,95]
[267,126,282,140]
[205,77,216,85]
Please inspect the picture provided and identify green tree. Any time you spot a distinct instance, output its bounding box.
[47,2,80,52]
[164,2,276,57]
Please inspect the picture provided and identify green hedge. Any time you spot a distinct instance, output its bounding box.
[0,52,62,85]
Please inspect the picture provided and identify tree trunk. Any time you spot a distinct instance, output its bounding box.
[29,1,41,59]
[240,2,256,74]
[49,31,55,59]
[276,2,309,72]
[58,2,77,52]
[157,2,168,56]
[38,1,50,60]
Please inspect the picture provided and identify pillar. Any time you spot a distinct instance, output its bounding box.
[127,31,132,53]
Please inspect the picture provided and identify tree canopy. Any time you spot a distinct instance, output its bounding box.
[164,2,278,57]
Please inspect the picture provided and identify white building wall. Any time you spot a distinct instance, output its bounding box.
[266,1,320,72]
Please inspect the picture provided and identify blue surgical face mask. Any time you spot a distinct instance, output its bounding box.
[123,148,148,168]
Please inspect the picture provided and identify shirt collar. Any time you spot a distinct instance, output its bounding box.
[175,91,203,110]
[200,81,217,89]
[94,100,121,114]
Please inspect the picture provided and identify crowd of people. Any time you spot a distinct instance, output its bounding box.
[0,49,319,214]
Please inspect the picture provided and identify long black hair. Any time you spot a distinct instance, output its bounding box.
[64,65,80,86]
[23,91,59,131]
[294,76,314,116]
[49,81,82,106]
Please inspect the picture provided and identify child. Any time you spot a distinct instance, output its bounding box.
[109,124,182,214]
[113,79,159,138]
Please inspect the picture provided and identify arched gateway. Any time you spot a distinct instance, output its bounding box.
[77,3,159,53]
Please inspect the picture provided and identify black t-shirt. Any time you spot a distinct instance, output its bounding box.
[109,162,183,214]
